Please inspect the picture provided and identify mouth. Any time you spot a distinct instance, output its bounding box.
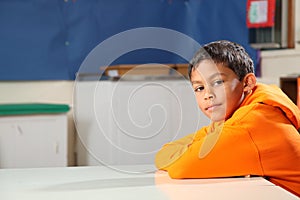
[205,104,221,111]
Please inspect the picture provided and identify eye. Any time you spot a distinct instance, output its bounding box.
[194,85,205,92]
[212,79,224,87]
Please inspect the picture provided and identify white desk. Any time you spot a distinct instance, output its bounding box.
[0,165,298,200]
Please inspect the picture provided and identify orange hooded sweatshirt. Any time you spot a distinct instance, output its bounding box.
[155,83,300,197]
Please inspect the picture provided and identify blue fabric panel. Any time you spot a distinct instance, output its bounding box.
[0,0,255,80]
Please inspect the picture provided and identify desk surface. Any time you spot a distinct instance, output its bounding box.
[0,165,298,200]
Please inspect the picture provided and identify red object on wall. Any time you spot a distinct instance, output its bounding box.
[246,0,276,28]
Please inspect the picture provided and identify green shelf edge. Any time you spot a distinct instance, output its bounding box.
[0,103,70,116]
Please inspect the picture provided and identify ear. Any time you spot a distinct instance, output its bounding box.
[243,73,256,93]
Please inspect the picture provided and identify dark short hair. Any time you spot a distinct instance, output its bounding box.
[188,40,254,80]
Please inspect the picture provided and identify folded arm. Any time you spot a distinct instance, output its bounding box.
[155,125,263,179]
[155,133,195,170]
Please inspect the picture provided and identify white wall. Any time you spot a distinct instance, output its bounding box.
[0,81,74,104]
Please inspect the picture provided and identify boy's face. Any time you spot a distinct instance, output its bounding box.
[190,60,245,122]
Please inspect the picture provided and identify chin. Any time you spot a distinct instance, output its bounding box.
[210,115,226,122]
[210,119,225,123]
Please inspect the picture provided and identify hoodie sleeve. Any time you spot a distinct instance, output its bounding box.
[155,133,195,170]
[156,124,264,179]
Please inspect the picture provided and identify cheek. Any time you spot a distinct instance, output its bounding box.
[195,94,205,109]
[225,84,245,110]
[230,84,244,101]
[224,80,244,99]
[230,79,244,94]
[214,87,226,100]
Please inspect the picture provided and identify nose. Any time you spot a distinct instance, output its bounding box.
[204,88,214,100]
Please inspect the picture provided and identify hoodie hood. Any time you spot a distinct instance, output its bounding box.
[241,83,300,129]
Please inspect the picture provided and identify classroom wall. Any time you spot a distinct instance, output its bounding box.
[0,1,299,166]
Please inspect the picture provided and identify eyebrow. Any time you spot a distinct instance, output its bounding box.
[191,72,227,85]
[191,80,203,85]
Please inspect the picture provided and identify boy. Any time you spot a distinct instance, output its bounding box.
[155,40,300,196]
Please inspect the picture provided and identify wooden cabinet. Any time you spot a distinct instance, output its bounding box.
[280,75,299,105]
[101,64,189,77]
